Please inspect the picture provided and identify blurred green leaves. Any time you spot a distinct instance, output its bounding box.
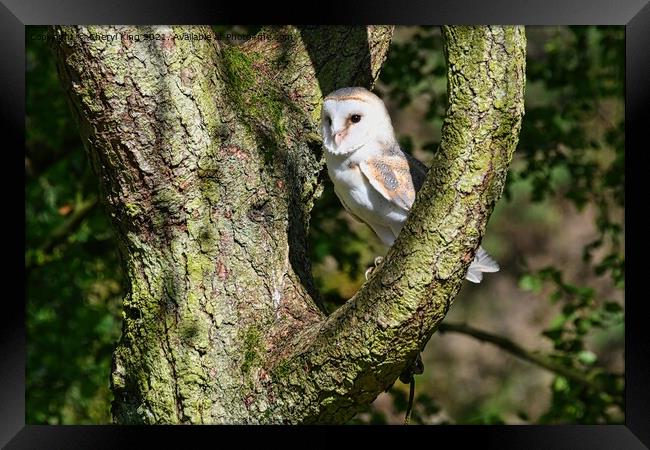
[520,27,625,288]
[26,26,124,424]
[529,266,624,423]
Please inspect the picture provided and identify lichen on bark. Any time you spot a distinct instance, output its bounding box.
[51,25,525,424]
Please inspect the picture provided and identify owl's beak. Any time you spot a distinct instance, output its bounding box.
[334,130,347,146]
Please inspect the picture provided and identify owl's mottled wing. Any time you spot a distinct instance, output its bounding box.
[359,156,416,212]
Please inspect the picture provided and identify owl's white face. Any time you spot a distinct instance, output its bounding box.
[321,87,395,156]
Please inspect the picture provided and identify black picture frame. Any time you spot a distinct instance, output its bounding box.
[8,1,647,448]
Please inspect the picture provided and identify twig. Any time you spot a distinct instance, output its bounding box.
[26,196,99,272]
[404,376,415,425]
[437,321,621,401]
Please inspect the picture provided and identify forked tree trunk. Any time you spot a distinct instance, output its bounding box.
[51,25,526,424]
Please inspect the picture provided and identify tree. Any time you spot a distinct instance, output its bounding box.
[50,25,526,424]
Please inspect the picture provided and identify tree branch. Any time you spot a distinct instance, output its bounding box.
[41,196,98,254]
[267,26,527,423]
[437,322,620,400]
[26,196,98,274]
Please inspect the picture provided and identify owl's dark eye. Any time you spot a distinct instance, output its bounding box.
[350,114,362,124]
[326,116,332,126]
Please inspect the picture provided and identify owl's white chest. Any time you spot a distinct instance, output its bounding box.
[325,148,404,230]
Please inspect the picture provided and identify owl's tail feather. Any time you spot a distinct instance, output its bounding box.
[465,246,499,283]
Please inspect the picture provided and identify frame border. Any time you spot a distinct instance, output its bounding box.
[8,1,647,448]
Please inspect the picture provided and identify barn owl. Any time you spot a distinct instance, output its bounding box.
[320,86,499,283]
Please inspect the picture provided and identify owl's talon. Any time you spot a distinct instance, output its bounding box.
[365,256,385,280]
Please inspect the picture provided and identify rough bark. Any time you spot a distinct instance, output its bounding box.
[51,25,525,424]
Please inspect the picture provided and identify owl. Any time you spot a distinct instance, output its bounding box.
[320,86,499,283]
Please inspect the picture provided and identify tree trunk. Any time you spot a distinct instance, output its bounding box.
[51,25,526,424]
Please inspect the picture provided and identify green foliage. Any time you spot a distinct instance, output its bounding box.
[519,26,624,288]
[26,26,124,424]
[378,27,448,145]
[516,26,624,424]
[520,267,624,423]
